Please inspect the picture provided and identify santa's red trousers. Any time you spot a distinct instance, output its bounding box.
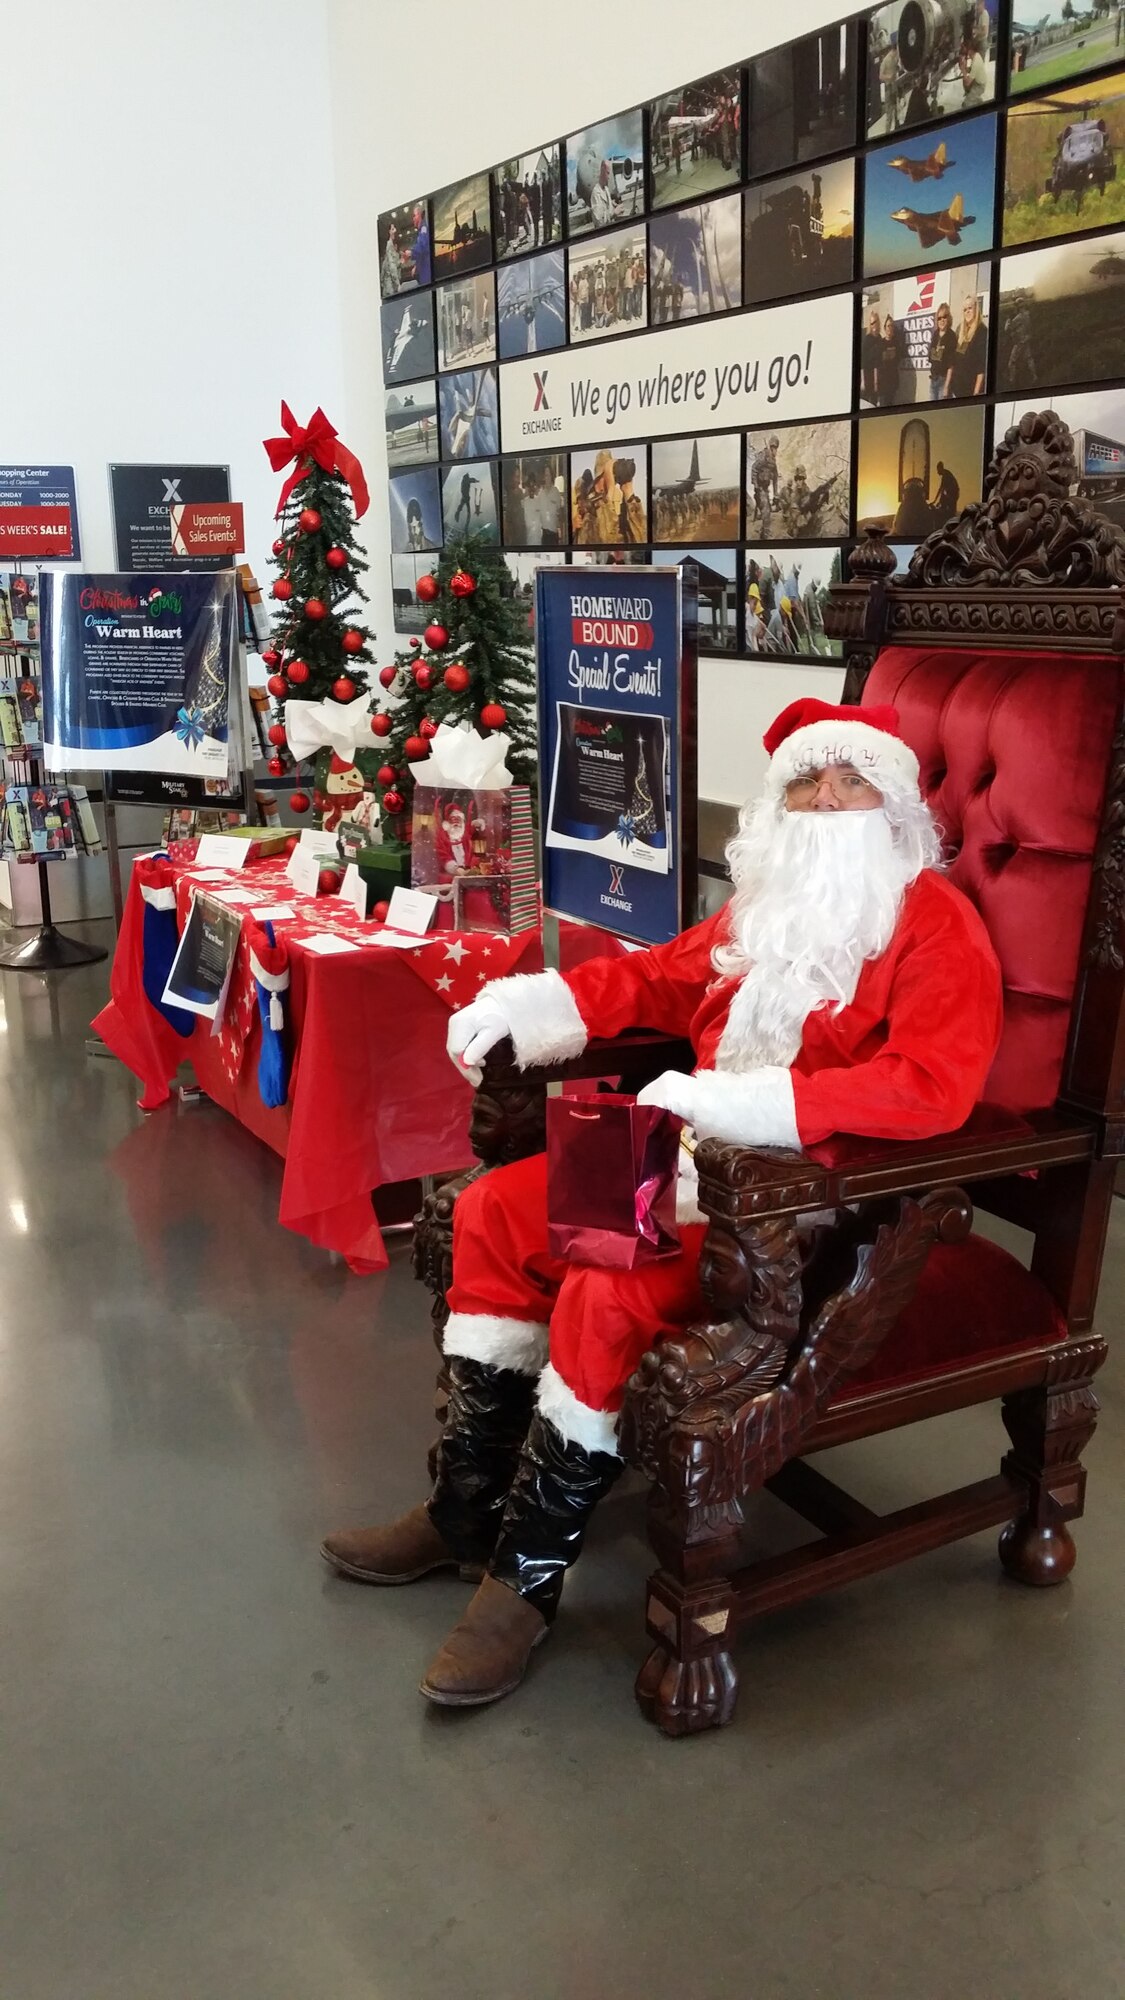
[448,1153,706,1421]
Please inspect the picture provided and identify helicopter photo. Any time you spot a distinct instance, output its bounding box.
[1003,74,1125,240]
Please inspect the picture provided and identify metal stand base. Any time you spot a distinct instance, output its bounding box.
[0,924,108,971]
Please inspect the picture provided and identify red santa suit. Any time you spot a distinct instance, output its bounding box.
[445,701,1003,1456]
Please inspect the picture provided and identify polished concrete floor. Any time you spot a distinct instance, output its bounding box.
[1,924,1123,2000]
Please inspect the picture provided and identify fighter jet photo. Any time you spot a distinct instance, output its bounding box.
[891,191,975,250]
[887,141,953,184]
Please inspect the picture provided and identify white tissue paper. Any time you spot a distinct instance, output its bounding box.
[283,694,373,762]
[407,721,513,790]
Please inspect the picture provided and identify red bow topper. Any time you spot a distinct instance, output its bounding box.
[263,401,370,521]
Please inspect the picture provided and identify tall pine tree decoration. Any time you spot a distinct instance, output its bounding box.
[262,403,374,811]
[369,531,537,837]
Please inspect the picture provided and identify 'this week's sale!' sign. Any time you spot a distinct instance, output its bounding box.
[501,291,853,451]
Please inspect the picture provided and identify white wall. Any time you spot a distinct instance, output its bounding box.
[0,0,344,589]
[327,0,854,803]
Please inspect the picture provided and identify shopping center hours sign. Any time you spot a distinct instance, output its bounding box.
[537,564,696,948]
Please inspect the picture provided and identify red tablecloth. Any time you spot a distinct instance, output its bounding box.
[94,846,618,1274]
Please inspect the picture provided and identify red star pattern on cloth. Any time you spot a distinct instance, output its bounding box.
[168,853,537,1081]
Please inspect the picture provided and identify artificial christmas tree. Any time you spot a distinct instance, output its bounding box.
[262,404,376,815]
[368,530,537,839]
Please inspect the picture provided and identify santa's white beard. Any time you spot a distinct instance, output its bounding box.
[714,804,921,1073]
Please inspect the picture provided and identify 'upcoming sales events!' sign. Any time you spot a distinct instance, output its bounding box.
[40,571,238,776]
[536,565,696,947]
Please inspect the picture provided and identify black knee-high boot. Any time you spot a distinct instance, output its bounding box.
[426,1355,538,1565]
[486,1411,624,1620]
[418,1413,623,1706]
[321,1354,535,1584]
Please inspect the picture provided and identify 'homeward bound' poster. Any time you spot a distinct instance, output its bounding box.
[40,572,238,776]
[536,564,693,947]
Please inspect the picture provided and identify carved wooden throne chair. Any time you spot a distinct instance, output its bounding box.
[414,412,1124,1737]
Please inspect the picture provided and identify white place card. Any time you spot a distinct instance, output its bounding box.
[299,828,340,854]
[194,834,249,870]
[251,901,296,921]
[384,885,438,936]
[296,932,359,956]
[340,863,369,921]
[286,845,323,897]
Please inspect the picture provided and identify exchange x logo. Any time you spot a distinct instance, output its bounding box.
[608,863,625,894]
[532,371,549,411]
[161,477,183,504]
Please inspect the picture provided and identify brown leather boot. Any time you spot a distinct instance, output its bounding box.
[419,1575,549,1706]
[320,1504,481,1585]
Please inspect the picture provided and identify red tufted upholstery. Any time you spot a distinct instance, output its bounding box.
[863,646,1119,1111]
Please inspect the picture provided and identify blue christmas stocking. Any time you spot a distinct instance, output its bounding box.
[137,853,195,1037]
[249,921,291,1109]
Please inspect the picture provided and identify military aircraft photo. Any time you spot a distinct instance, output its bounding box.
[891,190,975,248]
[888,140,953,183]
[1004,81,1125,241]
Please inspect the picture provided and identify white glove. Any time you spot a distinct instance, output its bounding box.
[637,1070,699,1124]
[446,996,510,1079]
[639,1067,800,1149]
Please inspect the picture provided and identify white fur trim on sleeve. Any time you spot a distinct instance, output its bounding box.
[443,1311,549,1377]
[536,1362,622,1458]
[481,967,588,1070]
[689,1066,801,1149]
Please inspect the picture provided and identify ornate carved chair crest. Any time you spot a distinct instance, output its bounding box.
[414,413,1124,1738]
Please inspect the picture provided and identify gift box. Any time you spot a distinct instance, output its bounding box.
[409,724,537,935]
[546,1091,681,1269]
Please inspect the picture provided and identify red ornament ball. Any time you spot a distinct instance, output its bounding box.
[267,755,286,777]
[298,507,322,533]
[382,789,404,814]
[378,665,397,688]
[271,538,286,557]
[331,675,356,702]
[450,567,477,598]
[304,597,327,621]
[408,637,422,650]
[404,734,429,762]
[261,646,280,669]
[424,622,450,650]
[286,659,310,684]
[266,673,287,698]
[480,702,508,730]
[325,545,347,570]
[341,627,364,654]
[415,572,440,604]
[376,764,396,786]
[289,793,310,815]
[420,717,438,739]
[267,723,287,746]
[443,662,470,692]
[373,899,389,923]
[413,663,433,691]
[272,578,293,601]
[371,712,392,737]
[318,865,343,896]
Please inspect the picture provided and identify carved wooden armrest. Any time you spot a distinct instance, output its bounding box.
[620,1137,974,1529]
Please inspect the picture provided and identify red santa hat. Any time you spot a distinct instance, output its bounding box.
[762,699,920,800]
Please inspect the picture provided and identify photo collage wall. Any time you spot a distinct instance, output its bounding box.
[379,2,1125,664]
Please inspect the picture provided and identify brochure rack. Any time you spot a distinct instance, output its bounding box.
[0,569,106,970]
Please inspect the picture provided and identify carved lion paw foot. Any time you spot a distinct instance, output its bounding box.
[634,1643,739,1736]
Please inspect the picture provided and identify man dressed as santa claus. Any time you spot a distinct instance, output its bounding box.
[323,700,1003,1708]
